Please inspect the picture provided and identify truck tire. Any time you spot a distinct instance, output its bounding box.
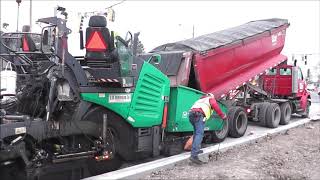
[211,118,229,143]
[279,102,292,125]
[265,103,281,128]
[228,106,248,138]
[257,102,269,127]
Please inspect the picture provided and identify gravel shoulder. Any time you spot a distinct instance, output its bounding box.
[143,120,320,180]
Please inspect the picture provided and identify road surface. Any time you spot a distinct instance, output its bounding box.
[142,92,320,180]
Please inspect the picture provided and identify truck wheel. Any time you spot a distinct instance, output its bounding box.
[301,101,311,118]
[228,107,248,138]
[257,102,269,126]
[211,118,229,143]
[265,103,281,128]
[279,102,292,125]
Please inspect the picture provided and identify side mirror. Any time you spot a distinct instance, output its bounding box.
[147,54,161,65]
[294,59,297,66]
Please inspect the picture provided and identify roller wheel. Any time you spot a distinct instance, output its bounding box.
[0,159,26,180]
[279,102,292,125]
[87,154,122,176]
[211,118,229,143]
[257,102,270,127]
[83,106,126,174]
[228,106,248,138]
[265,103,281,128]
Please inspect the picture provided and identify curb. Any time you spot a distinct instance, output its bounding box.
[85,116,320,180]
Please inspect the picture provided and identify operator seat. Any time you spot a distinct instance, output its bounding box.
[84,16,122,84]
[85,16,117,67]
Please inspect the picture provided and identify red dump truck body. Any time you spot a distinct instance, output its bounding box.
[152,19,290,99]
[147,18,309,138]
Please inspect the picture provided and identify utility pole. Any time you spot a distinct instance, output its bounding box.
[192,24,195,38]
[0,0,2,32]
[16,0,22,32]
[30,0,32,30]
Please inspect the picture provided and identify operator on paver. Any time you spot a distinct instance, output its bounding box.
[188,93,227,165]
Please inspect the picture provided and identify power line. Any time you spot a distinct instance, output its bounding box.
[292,53,320,56]
[79,0,126,17]
[106,0,126,9]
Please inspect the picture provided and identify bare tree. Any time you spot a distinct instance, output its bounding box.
[136,40,145,54]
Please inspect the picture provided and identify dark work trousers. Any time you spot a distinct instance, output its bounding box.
[188,111,205,158]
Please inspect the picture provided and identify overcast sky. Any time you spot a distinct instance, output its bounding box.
[1,0,319,74]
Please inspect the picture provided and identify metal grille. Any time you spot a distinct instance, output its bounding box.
[132,73,164,116]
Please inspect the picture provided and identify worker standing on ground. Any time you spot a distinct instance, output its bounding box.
[188,93,227,165]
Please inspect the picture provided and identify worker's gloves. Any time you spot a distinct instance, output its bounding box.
[222,114,228,120]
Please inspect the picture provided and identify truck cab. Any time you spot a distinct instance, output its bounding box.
[262,64,310,114]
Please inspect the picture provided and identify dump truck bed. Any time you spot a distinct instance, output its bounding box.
[151,18,290,99]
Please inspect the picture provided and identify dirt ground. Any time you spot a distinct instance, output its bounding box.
[142,120,320,180]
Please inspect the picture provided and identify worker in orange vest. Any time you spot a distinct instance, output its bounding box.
[188,93,227,165]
